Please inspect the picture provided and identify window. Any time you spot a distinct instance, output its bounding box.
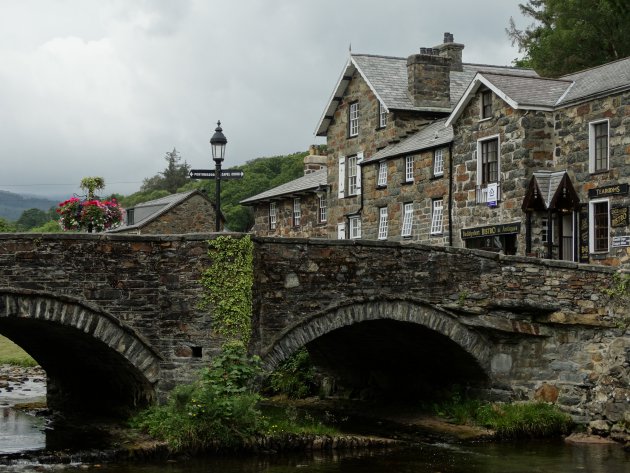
[433,148,444,177]
[349,101,359,137]
[430,199,444,235]
[481,139,498,184]
[590,199,609,253]
[338,153,362,198]
[126,209,135,225]
[481,90,492,119]
[269,202,277,230]
[293,198,301,227]
[589,120,609,173]
[377,161,387,187]
[401,203,413,237]
[337,223,346,240]
[541,217,549,243]
[379,101,387,128]
[349,216,361,239]
[318,195,327,223]
[378,207,388,240]
[405,156,414,182]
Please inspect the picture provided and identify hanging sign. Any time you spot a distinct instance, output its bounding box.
[487,183,498,207]
[588,183,629,198]
[612,236,630,248]
[610,206,629,228]
[461,222,521,239]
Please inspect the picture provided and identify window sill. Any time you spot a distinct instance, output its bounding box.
[347,135,358,140]
[402,235,413,240]
[479,117,492,123]
[430,233,444,237]
[431,174,444,180]
[589,169,610,176]
[376,185,387,190]
[401,180,414,186]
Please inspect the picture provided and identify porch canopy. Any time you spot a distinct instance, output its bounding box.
[521,170,580,258]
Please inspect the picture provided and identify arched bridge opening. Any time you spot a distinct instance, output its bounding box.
[261,300,493,401]
[0,290,162,417]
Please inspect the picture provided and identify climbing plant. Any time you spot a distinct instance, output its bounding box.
[604,271,630,333]
[199,235,254,343]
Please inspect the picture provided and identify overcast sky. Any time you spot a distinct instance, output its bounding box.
[0,1,528,198]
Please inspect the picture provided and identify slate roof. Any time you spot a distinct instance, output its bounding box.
[240,169,327,205]
[315,53,537,136]
[532,171,568,209]
[365,119,453,163]
[108,189,217,233]
[559,56,630,105]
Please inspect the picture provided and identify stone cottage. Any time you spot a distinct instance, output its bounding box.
[240,147,328,237]
[110,189,223,234]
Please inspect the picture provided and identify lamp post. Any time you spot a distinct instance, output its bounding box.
[210,120,227,232]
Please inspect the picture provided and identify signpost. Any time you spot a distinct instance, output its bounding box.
[189,169,245,180]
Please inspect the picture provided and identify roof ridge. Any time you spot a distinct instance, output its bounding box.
[351,53,405,60]
[480,71,573,83]
[560,55,630,78]
[464,62,534,71]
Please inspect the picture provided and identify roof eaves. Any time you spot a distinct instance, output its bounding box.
[315,57,355,136]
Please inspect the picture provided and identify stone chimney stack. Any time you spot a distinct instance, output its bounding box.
[435,32,465,72]
[407,45,451,109]
[304,145,327,175]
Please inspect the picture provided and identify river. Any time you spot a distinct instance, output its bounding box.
[0,369,628,472]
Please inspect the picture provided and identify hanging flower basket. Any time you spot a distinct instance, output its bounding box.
[57,197,124,232]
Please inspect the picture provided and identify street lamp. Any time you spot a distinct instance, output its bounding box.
[210,120,227,232]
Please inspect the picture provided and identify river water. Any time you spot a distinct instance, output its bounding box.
[0,370,628,472]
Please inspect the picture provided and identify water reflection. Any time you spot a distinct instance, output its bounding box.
[0,407,45,454]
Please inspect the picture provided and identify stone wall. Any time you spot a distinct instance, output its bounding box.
[252,237,629,423]
[250,194,327,238]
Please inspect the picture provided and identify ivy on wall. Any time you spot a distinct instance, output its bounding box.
[199,235,254,343]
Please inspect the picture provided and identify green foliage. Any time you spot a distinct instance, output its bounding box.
[192,151,307,231]
[28,220,63,233]
[263,405,339,436]
[15,208,50,231]
[0,217,16,233]
[132,341,265,451]
[266,348,317,399]
[200,235,254,343]
[507,0,630,76]
[604,271,630,333]
[80,177,106,199]
[433,392,573,439]
[118,189,170,209]
[141,148,191,194]
[0,335,37,367]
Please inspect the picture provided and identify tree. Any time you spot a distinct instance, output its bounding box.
[507,0,630,76]
[0,218,15,233]
[141,148,191,194]
[15,208,50,231]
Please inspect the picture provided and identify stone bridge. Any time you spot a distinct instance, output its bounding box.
[0,233,627,423]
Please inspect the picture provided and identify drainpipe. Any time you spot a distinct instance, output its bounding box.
[448,141,454,247]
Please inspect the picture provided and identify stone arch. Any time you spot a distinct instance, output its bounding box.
[261,299,492,379]
[0,289,162,415]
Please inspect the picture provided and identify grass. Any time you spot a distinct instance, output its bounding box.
[0,335,38,367]
[433,394,573,439]
[261,404,340,436]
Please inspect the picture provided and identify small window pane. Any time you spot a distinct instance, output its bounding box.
[430,200,444,235]
[293,198,301,227]
[434,148,444,176]
[401,203,413,237]
[349,102,359,137]
[405,156,414,182]
[378,162,387,186]
[269,202,277,230]
[378,207,388,240]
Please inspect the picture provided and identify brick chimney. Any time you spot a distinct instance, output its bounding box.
[434,32,464,72]
[407,45,451,109]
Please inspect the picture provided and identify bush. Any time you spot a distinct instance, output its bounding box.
[475,402,573,438]
[133,342,266,452]
[267,348,316,399]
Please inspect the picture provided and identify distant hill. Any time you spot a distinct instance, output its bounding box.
[0,190,58,222]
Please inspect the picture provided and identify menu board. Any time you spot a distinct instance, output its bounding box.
[579,207,589,263]
[611,206,628,228]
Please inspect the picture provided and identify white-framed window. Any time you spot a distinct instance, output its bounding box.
[347,155,358,195]
[430,199,444,235]
[379,101,387,128]
[589,120,609,173]
[318,195,327,223]
[378,207,388,240]
[349,101,359,137]
[338,153,362,198]
[433,148,445,177]
[349,216,361,239]
[589,198,609,253]
[293,198,301,227]
[337,222,346,240]
[405,156,414,182]
[269,202,277,230]
[476,135,501,203]
[541,217,549,243]
[377,161,387,187]
[481,90,492,119]
[401,203,413,237]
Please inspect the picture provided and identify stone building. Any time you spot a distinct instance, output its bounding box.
[110,189,223,234]
[240,148,328,237]
[315,32,537,240]
[445,57,630,266]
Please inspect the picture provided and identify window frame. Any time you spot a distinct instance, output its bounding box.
[377,161,388,187]
[318,195,327,223]
[401,202,414,237]
[476,135,501,204]
[348,101,359,137]
[430,199,444,235]
[269,202,277,230]
[433,148,445,177]
[379,101,387,128]
[349,216,361,239]
[589,198,609,253]
[347,155,358,195]
[293,198,301,228]
[405,156,414,183]
[481,90,492,119]
[378,206,388,240]
[589,119,609,173]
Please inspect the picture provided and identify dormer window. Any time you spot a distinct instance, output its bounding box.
[481,90,492,119]
[349,102,359,137]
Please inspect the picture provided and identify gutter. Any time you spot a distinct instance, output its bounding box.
[448,141,454,247]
